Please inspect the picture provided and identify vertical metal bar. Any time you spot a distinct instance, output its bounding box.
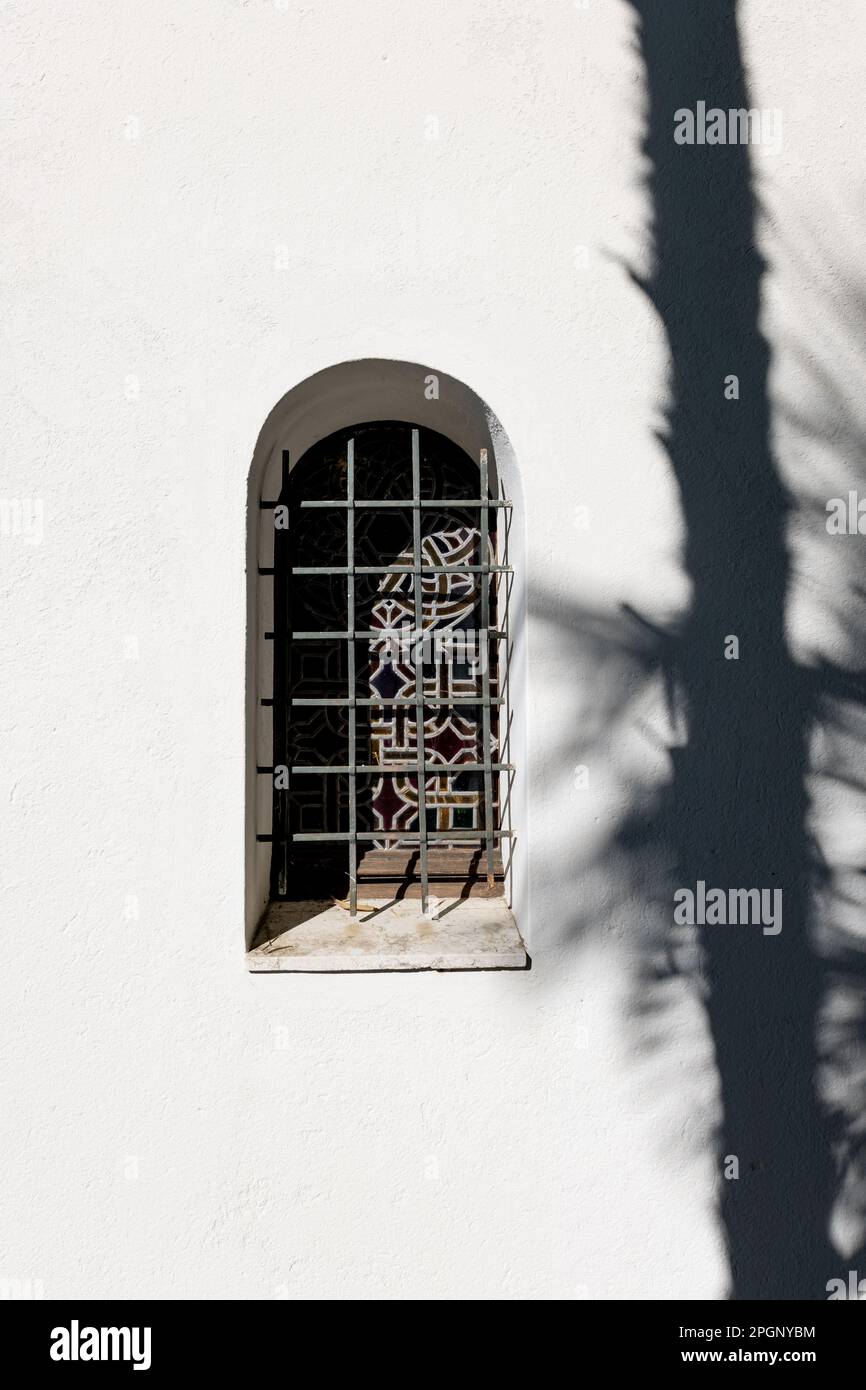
[411,428,429,914]
[347,438,357,916]
[479,448,495,887]
[273,449,291,898]
[500,491,514,904]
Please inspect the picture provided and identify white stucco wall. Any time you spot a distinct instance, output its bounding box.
[2,0,863,1299]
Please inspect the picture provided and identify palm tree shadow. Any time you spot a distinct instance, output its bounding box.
[521,0,866,1302]
[614,0,845,1297]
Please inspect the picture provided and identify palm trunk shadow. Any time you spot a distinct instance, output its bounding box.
[627,0,837,1297]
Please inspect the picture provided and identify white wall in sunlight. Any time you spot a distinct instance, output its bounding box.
[3,0,861,1298]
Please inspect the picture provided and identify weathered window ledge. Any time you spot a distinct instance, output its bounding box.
[247,897,528,973]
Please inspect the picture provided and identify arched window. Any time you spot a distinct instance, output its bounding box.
[248,370,526,972]
[268,421,508,905]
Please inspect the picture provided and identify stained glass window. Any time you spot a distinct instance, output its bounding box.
[262,421,512,914]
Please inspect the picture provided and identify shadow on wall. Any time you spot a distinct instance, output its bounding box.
[530,0,866,1298]
[628,0,839,1303]
[777,190,866,1283]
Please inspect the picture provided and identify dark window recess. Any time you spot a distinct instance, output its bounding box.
[258,422,513,914]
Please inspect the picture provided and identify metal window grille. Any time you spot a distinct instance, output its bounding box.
[257,425,513,917]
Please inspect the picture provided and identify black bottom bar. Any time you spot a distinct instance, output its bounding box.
[1,1298,858,1373]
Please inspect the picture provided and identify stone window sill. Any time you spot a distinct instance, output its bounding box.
[247,896,528,973]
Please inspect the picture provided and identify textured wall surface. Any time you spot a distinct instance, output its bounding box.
[2,0,863,1299]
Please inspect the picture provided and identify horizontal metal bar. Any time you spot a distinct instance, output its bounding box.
[295,499,511,510]
[255,830,512,843]
[296,831,511,842]
[270,630,347,640]
[269,628,506,641]
[289,762,513,774]
[291,565,511,575]
[368,565,510,574]
[289,696,502,706]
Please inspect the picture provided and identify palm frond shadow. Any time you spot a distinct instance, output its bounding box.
[529,0,866,1298]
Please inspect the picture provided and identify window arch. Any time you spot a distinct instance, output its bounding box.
[245,360,527,970]
[265,421,511,915]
